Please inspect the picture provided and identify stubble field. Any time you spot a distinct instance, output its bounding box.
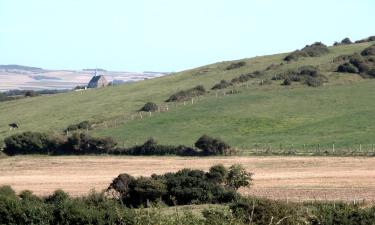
[0,156,374,202]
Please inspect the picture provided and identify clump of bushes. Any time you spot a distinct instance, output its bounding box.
[278,66,327,87]
[211,80,232,90]
[334,37,352,46]
[139,102,158,112]
[107,164,251,207]
[355,35,375,43]
[337,62,359,73]
[65,120,94,132]
[2,132,234,157]
[166,85,206,102]
[3,131,116,155]
[336,51,375,78]
[361,44,375,56]
[230,71,264,84]
[3,132,54,155]
[112,135,235,156]
[195,135,232,155]
[112,138,199,156]
[284,42,329,61]
[226,61,246,70]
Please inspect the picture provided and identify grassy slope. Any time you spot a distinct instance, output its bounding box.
[1,42,374,149]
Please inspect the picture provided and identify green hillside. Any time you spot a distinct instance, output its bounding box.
[1,41,375,151]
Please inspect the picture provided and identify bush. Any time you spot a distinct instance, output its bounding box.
[355,36,375,43]
[65,120,94,132]
[207,164,228,184]
[117,138,200,156]
[226,164,253,190]
[337,63,359,73]
[282,78,291,85]
[226,61,246,70]
[304,76,326,87]
[195,135,232,155]
[166,85,206,102]
[309,202,375,225]
[361,44,375,56]
[211,80,232,90]
[24,90,38,97]
[107,165,241,207]
[284,42,329,61]
[58,132,116,155]
[140,102,158,112]
[3,132,53,155]
[231,197,305,225]
[334,38,352,46]
[231,73,254,84]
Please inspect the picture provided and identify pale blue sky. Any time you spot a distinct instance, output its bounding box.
[1,0,374,72]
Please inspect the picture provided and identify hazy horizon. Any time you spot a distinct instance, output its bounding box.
[1,0,374,72]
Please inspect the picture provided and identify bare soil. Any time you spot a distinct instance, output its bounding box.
[1,156,374,202]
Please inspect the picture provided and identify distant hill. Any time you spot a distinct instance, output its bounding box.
[0,64,45,73]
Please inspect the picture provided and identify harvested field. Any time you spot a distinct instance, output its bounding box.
[0,156,375,202]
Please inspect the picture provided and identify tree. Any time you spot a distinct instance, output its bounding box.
[207,164,228,184]
[194,135,231,155]
[226,164,253,190]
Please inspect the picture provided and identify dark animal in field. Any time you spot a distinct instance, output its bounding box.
[8,123,19,130]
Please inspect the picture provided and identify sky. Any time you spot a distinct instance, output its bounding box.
[1,0,374,72]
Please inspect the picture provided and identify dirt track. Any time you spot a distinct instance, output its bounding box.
[0,156,375,202]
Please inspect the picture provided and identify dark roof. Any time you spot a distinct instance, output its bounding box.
[89,76,102,83]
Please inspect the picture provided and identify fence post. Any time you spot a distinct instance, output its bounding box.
[332,144,335,154]
[191,98,194,104]
[139,112,143,119]
[149,111,152,117]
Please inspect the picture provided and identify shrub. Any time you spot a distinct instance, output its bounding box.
[207,164,228,184]
[368,69,375,78]
[226,164,253,190]
[309,202,375,225]
[211,80,232,90]
[0,185,16,198]
[361,44,375,56]
[112,138,200,156]
[162,168,237,205]
[65,120,94,132]
[334,38,352,46]
[140,102,158,112]
[304,76,326,87]
[127,177,167,207]
[284,42,329,61]
[107,173,135,198]
[194,135,231,155]
[231,197,305,225]
[231,73,254,84]
[298,65,319,77]
[3,132,53,155]
[24,90,38,97]
[282,78,291,85]
[337,63,359,73]
[226,61,246,70]
[166,85,206,102]
[341,37,352,45]
[58,132,116,155]
[355,36,375,43]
